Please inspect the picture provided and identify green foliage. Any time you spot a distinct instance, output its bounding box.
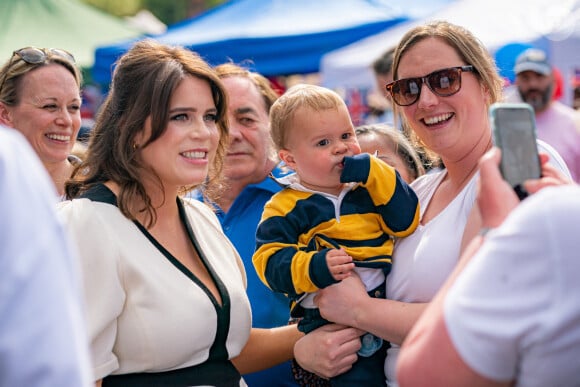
[82,0,141,17]
[80,0,229,25]
[206,0,227,8]
[142,0,190,25]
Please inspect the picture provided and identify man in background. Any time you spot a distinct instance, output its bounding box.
[366,47,396,124]
[194,64,298,387]
[514,48,580,182]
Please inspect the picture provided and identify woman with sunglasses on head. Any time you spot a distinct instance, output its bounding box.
[293,21,570,386]
[58,39,301,387]
[0,47,82,198]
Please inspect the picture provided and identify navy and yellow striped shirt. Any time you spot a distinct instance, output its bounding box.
[253,153,420,303]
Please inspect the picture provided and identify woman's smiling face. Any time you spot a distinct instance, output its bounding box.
[3,64,81,165]
[136,75,220,191]
[397,37,490,162]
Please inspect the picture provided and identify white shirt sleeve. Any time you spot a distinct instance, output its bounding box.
[444,185,580,386]
[0,128,92,387]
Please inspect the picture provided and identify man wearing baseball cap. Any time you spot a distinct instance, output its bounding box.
[514,48,580,182]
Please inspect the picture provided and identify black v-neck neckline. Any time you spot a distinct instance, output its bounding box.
[134,198,229,310]
[80,184,230,310]
[81,183,234,361]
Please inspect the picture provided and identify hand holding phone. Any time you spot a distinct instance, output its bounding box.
[489,103,541,200]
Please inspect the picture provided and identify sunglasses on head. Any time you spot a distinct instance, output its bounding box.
[386,65,475,106]
[12,47,76,65]
[0,47,76,93]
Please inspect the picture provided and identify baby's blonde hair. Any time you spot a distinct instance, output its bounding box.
[270,84,346,150]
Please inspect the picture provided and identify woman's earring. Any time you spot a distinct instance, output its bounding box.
[133,143,139,150]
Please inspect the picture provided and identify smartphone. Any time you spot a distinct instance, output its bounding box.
[489,102,541,200]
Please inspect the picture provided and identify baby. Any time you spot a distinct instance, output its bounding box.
[253,84,420,386]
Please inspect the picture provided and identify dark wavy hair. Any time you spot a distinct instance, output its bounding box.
[65,39,229,227]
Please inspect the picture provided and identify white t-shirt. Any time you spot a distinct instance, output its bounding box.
[385,169,478,384]
[445,185,580,386]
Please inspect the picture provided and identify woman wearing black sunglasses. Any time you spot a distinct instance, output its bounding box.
[0,47,82,198]
[293,21,569,386]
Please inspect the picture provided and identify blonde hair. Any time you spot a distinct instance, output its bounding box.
[392,21,503,160]
[270,84,346,150]
[0,48,82,106]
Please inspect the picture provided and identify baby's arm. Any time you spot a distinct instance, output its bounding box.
[342,154,419,237]
[254,193,341,296]
[326,248,355,281]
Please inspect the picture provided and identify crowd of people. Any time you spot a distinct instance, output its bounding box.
[1,18,579,387]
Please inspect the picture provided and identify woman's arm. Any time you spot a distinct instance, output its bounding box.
[397,148,519,386]
[297,148,572,381]
[316,274,427,345]
[396,236,512,387]
[231,324,303,374]
[293,277,426,379]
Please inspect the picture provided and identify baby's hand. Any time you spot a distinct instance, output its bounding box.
[326,249,355,281]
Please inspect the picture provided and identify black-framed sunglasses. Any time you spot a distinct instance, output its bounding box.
[0,47,76,93]
[385,65,475,106]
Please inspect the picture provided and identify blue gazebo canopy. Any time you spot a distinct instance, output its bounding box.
[92,0,412,84]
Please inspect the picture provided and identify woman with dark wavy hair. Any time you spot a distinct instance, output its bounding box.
[59,39,300,387]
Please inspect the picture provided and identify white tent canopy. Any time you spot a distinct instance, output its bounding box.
[321,0,580,105]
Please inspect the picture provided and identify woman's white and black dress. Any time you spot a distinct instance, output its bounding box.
[58,184,252,387]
